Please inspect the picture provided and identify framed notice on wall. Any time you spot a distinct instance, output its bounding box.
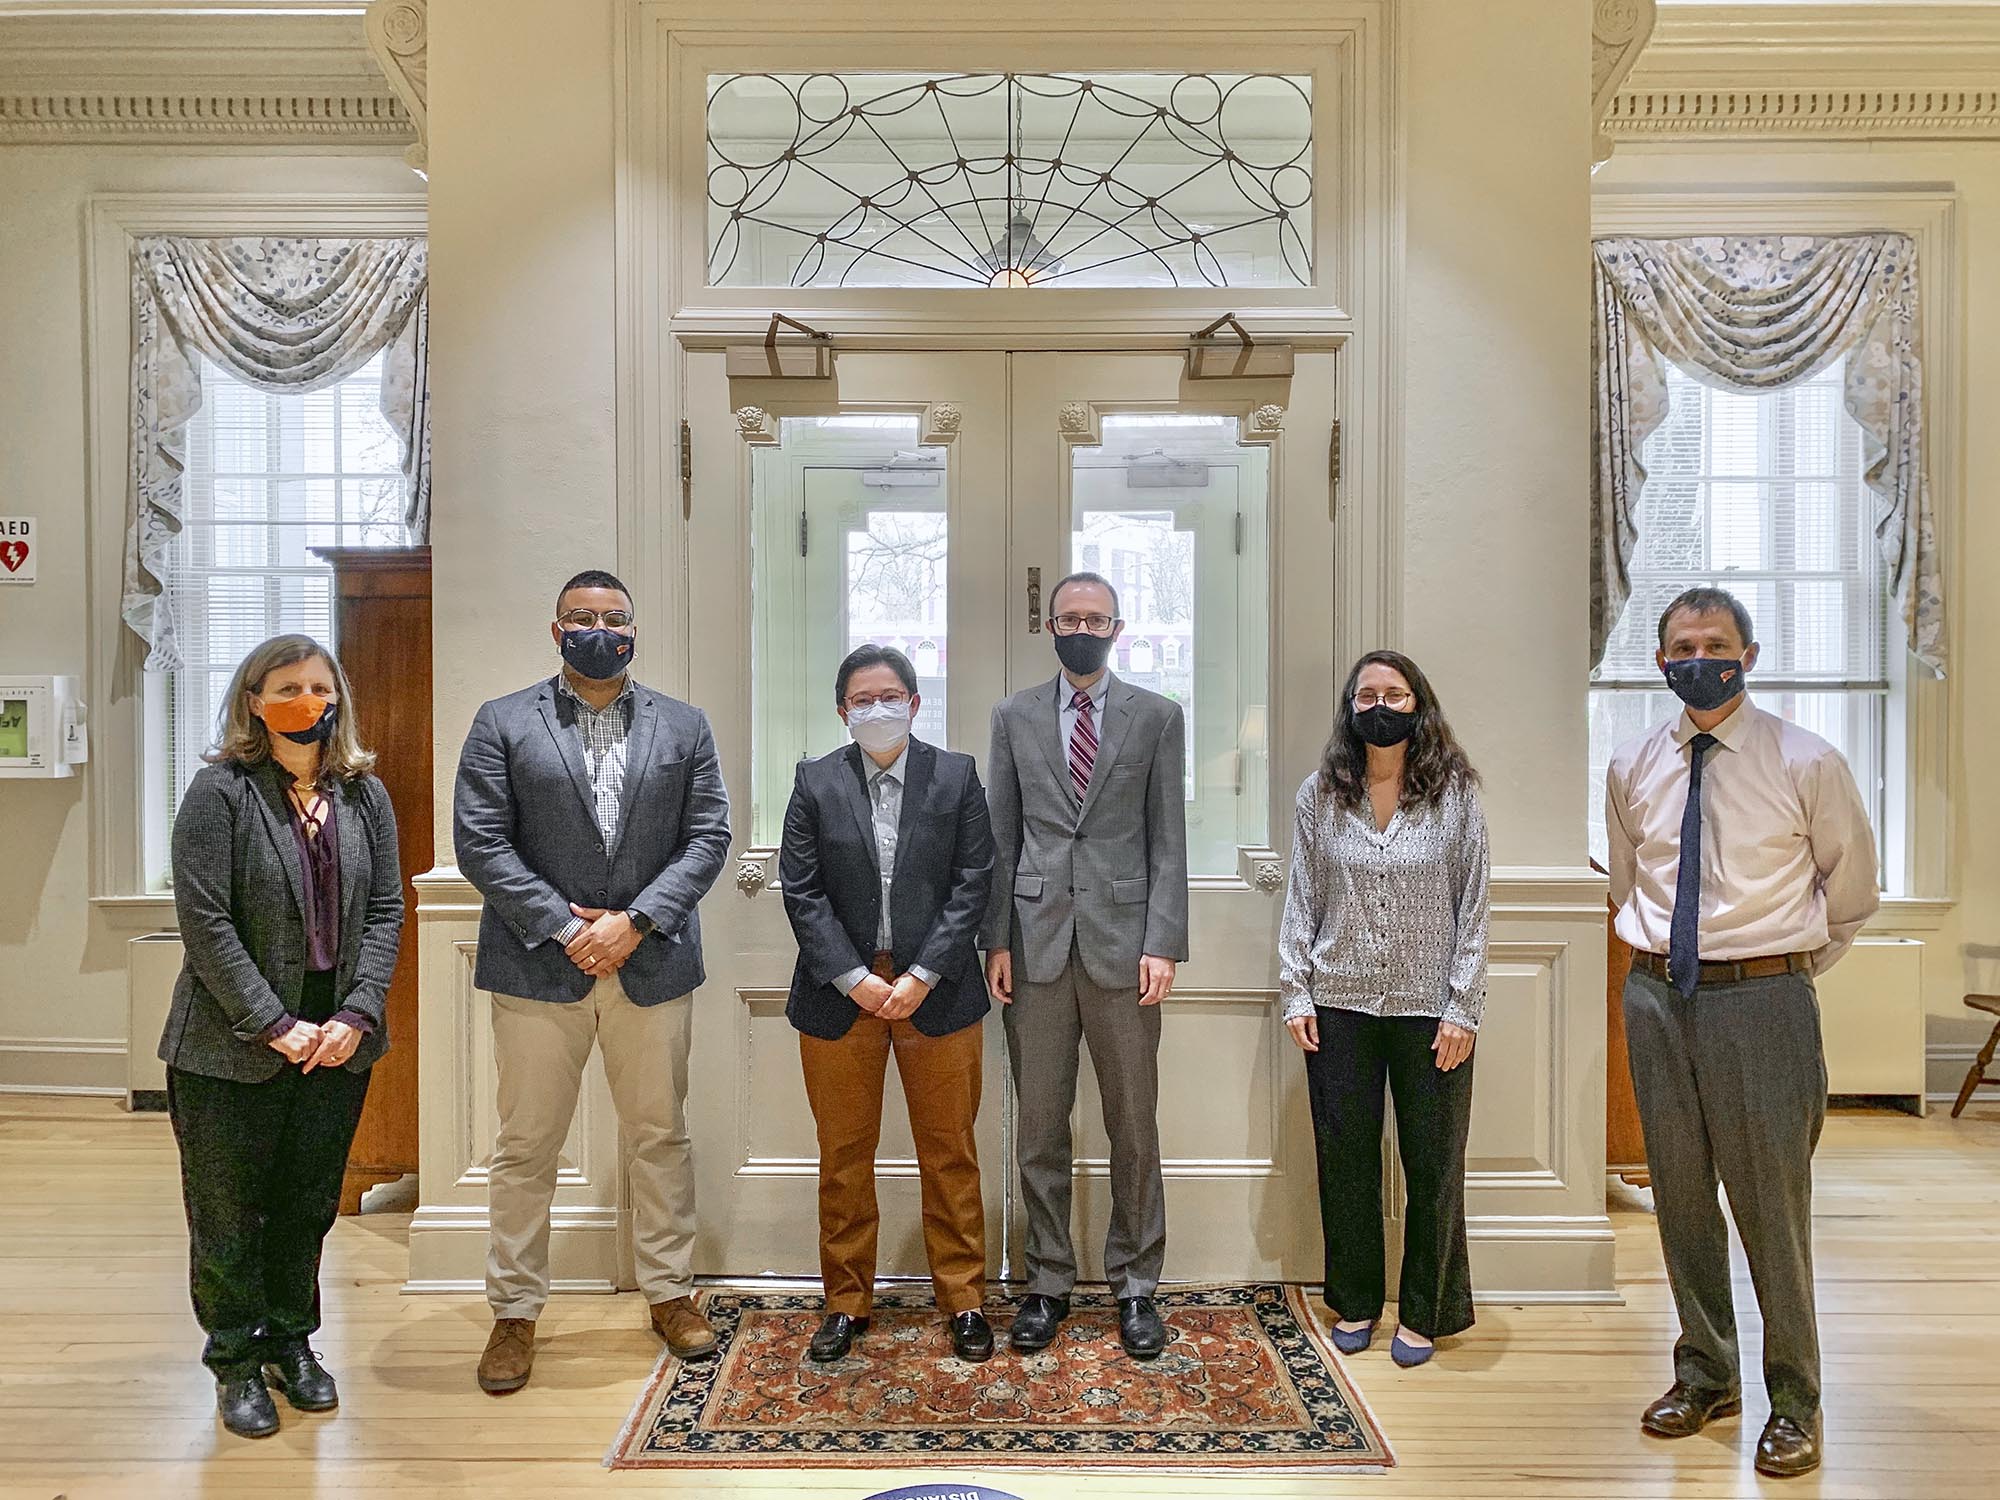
[0,517,33,584]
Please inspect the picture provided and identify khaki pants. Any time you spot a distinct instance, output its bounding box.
[487,977,695,1318]
[797,954,986,1317]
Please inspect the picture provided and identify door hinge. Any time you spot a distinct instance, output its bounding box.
[1329,418,1342,494]
[678,419,693,518]
[798,512,809,558]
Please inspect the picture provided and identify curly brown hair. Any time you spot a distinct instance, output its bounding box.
[1318,650,1479,811]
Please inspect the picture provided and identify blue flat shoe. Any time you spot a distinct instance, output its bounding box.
[1329,1321,1376,1355]
[1390,1332,1434,1367]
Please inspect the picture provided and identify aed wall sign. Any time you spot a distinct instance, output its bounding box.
[0,518,33,584]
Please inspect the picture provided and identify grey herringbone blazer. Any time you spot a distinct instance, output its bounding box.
[159,760,404,1083]
[979,673,1190,990]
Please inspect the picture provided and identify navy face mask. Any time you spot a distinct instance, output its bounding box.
[561,627,636,681]
[1662,656,1745,712]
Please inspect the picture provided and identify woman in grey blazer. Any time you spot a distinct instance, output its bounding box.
[159,634,404,1438]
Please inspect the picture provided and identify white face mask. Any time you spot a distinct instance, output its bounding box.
[846,700,911,754]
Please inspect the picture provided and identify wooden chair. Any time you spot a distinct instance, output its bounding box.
[1950,995,2000,1118]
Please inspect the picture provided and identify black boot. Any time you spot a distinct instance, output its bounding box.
[216,1375,280,1438]
[263,1342,339,1411]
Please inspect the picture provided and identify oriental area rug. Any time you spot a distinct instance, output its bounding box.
[607,1283,1393,1474]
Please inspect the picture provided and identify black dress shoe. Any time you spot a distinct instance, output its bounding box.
[216,1375,280,1438]
[1755,1414,1823,1478]
[262,1342,339,1412]
[1117,1296,1168,1359]
[950,1310,995,1363]
[1639,1381,1743,1438]
[807,1312,868,1363]
[1008,1293,1070,1353]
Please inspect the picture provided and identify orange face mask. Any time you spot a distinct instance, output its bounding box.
[260,694,333,735]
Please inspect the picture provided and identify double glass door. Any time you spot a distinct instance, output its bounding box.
[681,346,1338,1283]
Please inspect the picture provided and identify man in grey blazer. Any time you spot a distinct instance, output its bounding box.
[454,570,730,1394]
[982,570,1189,1359]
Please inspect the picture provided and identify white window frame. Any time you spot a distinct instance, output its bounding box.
[1589,190,1960,907]
[84,195,427,911]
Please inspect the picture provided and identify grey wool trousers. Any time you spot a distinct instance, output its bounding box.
[1003,944,1166,1300]
[1622,965,1827,1422]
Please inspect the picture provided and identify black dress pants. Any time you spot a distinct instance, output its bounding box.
[166,973,372,1379]
[1302,1006,1476,1339]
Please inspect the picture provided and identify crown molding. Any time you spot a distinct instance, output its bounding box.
[0,8,412,143]
[1613,3,2000,140]
[1594,1,1659,166]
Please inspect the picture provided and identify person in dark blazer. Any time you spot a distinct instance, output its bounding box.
[160,633,404,1439]
[780,645,997,1364]
[454,569,731,1395]
[981,571,1189,1361]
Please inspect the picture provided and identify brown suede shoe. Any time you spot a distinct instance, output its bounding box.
[649,1296,718,1359]
[478,1317,536,1394]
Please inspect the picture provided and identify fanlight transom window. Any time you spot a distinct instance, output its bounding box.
[705,71,1314,289]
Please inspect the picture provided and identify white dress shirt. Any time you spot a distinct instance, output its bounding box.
[1604,695,1880,974]
[832,742,941,998]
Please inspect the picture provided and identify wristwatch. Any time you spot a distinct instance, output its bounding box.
[626,909,655,936]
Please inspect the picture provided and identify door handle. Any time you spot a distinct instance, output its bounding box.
[1027,566,1042,634]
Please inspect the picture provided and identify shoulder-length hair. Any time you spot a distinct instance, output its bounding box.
[1318,649,1479,812]
[206,634,377,782]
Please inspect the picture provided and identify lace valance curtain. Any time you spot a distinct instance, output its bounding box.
[124,235,430,671]
[1591,233,1943,676]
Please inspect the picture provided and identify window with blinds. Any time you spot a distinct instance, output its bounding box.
[143,354,409,890]
[1586,359,1889,871]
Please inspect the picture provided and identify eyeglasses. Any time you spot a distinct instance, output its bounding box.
[846,690,911,710]
[1353,688,1413,711]
[559,609,635,630]
[1050,613,1118,636]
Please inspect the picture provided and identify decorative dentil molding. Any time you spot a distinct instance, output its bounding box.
[1592,0,1657,167]
[364,0,427,175]
[1606,87,2000,141]
[0,91,409,143]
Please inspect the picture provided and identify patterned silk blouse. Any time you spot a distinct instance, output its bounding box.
[1278,772,1491,1029]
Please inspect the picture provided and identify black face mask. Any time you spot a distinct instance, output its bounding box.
[561,627,636,682]
[277,703,338,747]
[1662,656,1745,712]
[1054,631,1115,676]
[1352,704,1418,749]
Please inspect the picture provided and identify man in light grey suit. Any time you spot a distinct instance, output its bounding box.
[454,569,730,1395]
[982,571,1189,1360]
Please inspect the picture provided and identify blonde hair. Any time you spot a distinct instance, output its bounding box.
[207,633,377,782]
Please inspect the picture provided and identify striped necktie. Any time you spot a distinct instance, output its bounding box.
[1068,688,1098,802]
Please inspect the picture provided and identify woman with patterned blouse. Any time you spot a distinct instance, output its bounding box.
[1278,650,1490,1369]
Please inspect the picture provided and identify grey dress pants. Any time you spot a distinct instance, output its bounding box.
[1003,942,1166,1300]
[1623,965,1827,1422]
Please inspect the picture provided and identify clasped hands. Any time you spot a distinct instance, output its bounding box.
[564,902,643,977]
[852,970,930,1022]
[266,1018,360,1072]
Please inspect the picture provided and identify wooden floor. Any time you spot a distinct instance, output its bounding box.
[2,1097,1998,1499]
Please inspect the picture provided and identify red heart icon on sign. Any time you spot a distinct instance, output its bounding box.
[0,541,26,573]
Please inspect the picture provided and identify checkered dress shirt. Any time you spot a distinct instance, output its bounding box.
[557,674,633,845]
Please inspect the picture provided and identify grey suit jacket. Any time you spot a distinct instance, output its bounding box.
[159,760,404,1083]
[980,673,1190,990]
[453,676,731,1006]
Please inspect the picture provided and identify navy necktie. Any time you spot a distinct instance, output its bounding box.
[1669,732,1720,997]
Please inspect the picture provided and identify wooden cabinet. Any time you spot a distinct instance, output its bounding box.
[315,547,432,1213]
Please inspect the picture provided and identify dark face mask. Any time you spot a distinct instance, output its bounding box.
[277,703,338,747]
[1662,656,1745,712]
[1352,704,1418,749]
[1054,631,1114,676]
[561,627,636,682]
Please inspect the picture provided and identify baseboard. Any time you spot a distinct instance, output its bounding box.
[1927,1042,1980,1101]
[1466,1215,1621,1304]
[0,1036,127,1095]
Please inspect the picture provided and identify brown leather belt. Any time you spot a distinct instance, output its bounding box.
[870,950,897,982]
[1634,951,1810,986]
